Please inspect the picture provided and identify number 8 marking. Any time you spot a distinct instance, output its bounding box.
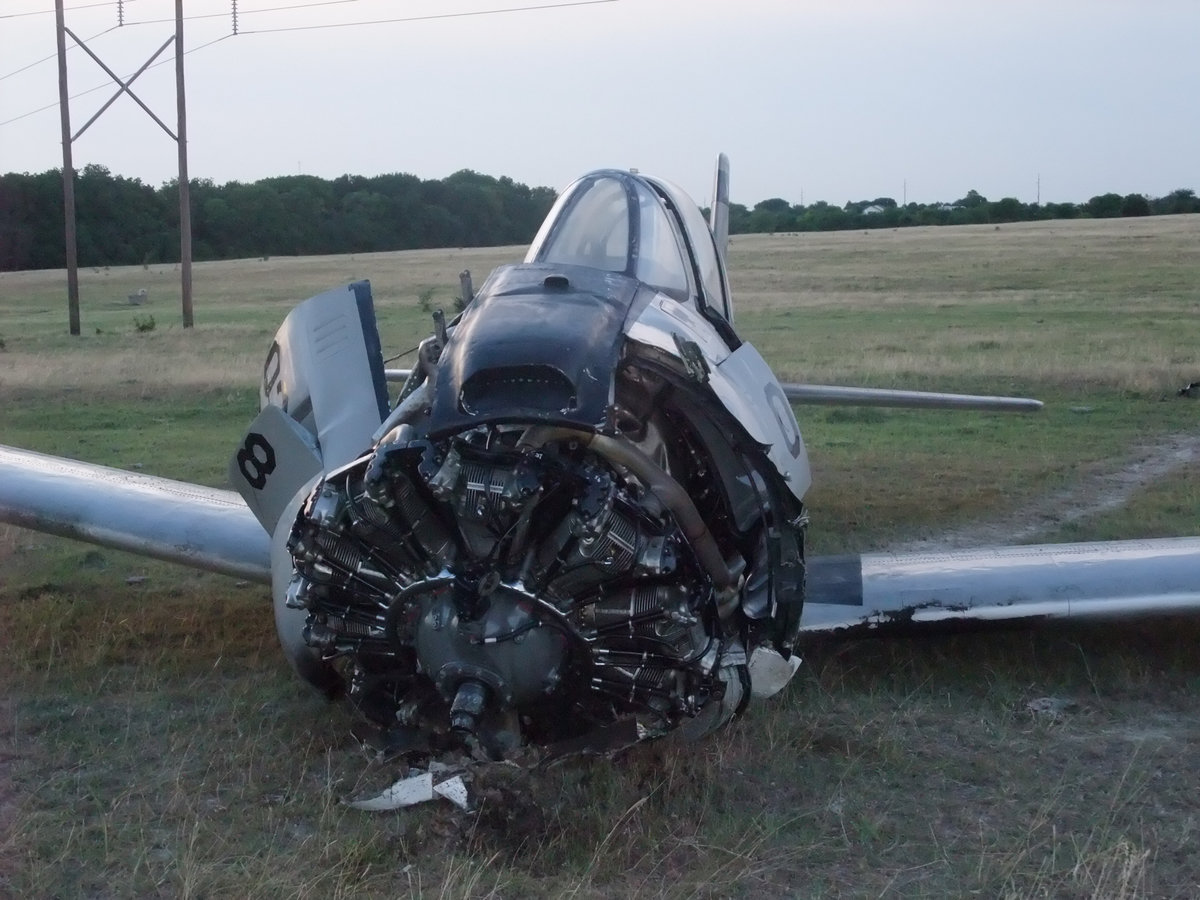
[237,432,276,490]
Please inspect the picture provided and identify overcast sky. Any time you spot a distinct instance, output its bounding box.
[2,0,1197,207]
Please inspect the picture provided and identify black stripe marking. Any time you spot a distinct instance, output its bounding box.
[806,555,865,606]
[350,280,390,422]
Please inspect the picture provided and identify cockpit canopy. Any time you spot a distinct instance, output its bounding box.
[525,169,732,321]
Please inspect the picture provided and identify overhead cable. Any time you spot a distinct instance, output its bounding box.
[236,0,617,34]
[0,24,119,83]
[0,1,122,20]
[0,33,232,129]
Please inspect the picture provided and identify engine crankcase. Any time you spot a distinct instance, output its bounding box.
[406,578,569,707]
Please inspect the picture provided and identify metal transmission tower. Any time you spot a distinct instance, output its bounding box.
[54,0,194,332]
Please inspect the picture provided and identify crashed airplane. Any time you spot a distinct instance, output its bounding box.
[3,157,1199,760]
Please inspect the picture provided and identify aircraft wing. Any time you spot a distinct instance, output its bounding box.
[383,370,1042,413]
[802,538,1200,634]
[0,444,269,584]
[778,383,1043,412]
[5,443,1199,632]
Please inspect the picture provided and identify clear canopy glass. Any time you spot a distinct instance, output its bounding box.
[527,172,691,299]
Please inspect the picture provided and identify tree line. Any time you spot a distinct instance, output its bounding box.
[1,165,1197,271]
[730,187,1200,234]
[0,165,557,271]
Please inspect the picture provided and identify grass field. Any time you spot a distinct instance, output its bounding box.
[1,215,1199,896]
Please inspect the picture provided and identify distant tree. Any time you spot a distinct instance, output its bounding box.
[1120,193,1151,217]
[754,198,791,213]
[726,202,750,234]
[955,189,989,208]
[989,197,1026,223]
[914,204,951,226]
[0,171,62,269]
[747,197,795,232]
[949,203,991,225]
[1043,201,1079,219]
[74,165,166,266]
[1157,188,1198,215]
[802,201,849,231]
[339,190,394,251]
[1084,193,1123,218]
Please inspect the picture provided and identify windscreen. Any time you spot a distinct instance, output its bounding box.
[529,172,691,298]
[534,176,631,273]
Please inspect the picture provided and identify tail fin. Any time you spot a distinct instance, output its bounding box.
[708,153,731,266]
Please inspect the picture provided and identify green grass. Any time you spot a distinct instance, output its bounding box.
[2,215,1200,896]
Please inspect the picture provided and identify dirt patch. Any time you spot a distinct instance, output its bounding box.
[891,430,1200,552]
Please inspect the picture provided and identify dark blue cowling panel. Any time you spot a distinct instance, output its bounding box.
[427,263,649,437]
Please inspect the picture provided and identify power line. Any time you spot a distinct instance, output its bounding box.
[12,0,371,29]
[0,1,126,20]
[0,24,119,83]
[0,0,616,129]
[237,0,617,34]
[122,8,236,26]
[119,0,613,29]
[0,32,232,129]
[119,0,373,28]
[243,0,370,13]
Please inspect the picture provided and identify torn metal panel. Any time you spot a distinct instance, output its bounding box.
[433,776,470,810]
[802,537,1200,634]
[346,770,472,812]
[346,772,435,811]
[747,646,802,698]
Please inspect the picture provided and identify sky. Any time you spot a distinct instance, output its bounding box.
[2,0,1198,208]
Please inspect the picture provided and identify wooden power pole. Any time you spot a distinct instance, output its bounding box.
[176,0,193,327]
[54,0,195,331]
[54,0,80,335]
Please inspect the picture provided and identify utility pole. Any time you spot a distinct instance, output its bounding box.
[176,0,193,327]
[54,0,80,335]
[53,0,195,331]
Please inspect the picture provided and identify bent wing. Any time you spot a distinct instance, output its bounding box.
[802,537,1200,634]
